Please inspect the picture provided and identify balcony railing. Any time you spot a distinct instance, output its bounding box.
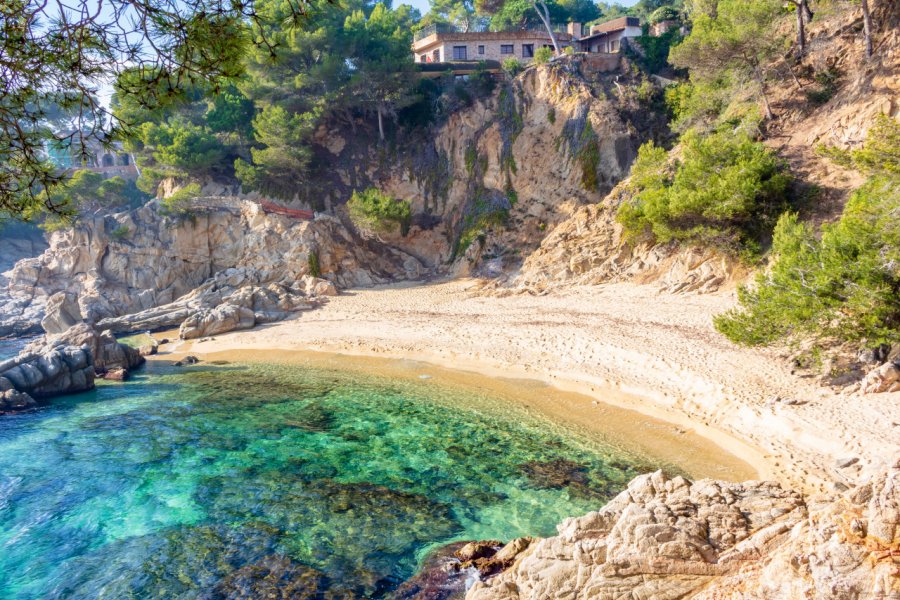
[413,22,568,43]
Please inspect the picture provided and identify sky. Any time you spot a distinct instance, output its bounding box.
[401,0,640,17]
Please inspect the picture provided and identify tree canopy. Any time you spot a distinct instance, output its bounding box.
[0,0,316,220]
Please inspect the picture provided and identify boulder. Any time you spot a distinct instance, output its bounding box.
[102,368,129,381]
[44,323,145,372]
[0,389,37,412]
[0,343,95,401]
[861,362,900,394]
[179,304,256,340]
[40,292,83,334]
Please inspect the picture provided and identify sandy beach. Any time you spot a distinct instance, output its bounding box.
[166,279,899,495]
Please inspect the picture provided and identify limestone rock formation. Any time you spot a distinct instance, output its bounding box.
[0,200,423,338]
[466,468,900,600]
[0,324,147,412]
[861,362,900,394]
[0,342,94,401]
[41,292,84,334]
[513,185,736,294]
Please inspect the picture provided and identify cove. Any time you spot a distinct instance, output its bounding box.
[0,357,740,598]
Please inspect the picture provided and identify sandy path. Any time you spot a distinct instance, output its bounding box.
[189,279,899,494]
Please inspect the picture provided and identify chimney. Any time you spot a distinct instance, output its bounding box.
[567,22,582,38]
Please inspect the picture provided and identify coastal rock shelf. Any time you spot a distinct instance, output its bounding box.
[0,201,421,341]
[0,324,144,411]
[464,468,900,600]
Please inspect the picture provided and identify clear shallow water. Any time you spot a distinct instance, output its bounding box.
[0,361,651,598]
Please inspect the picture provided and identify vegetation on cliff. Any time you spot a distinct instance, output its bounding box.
[715,116,900,348]
[348,188,413,235]
[618,131,791,255]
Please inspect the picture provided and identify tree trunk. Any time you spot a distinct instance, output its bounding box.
[532,0,561,54]
[377,106,384,141]
[796,0,807,56]
[861,0,873,58]
[760,84,774,121]
[755,66,774,120]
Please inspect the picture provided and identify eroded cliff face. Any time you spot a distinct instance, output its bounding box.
[512,183,742,294]
[464,467,900,600]
[0,199,422,338]
[314,57,666,274]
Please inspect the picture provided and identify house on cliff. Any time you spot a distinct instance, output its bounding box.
[411,16,646,70]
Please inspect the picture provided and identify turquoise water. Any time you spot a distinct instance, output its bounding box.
[0,361,648,598]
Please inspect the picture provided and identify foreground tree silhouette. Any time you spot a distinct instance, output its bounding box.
[0,0,313,220]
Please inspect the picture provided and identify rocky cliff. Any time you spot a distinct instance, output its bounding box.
[0,199,422,339]
[314,56,668,274]
[461,467,899,600]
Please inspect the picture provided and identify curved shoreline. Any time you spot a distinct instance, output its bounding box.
[151,347,765,483]
[156,279,899,495]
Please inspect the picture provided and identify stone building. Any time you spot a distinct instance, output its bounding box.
[412,24,577,64]
[411,17,645,67]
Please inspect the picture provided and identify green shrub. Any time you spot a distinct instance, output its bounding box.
[716,114,900,348]
[534,47,553,65]
[817,115,899,178]
[502,58,523,77]
[347,188,412,235]
[547,107,556,124]
[617,130,791,255]
[109,225,130,240]
[160,183,201,216]
[307,250,321,278]
[564,46,575,56]
[715,178,900,346]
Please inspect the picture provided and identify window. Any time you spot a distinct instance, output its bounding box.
[420,54,427,62]
[452,46,467,60]
[478,45,485,55]
[610,40,619,52]
[501,44,514,54]
[522,44,534,58]
[432,49,440,62]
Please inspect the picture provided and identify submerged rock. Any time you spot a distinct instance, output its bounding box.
[390,542,470,600]
[208,555,352,600]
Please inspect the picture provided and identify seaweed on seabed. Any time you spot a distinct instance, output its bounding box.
[559,108,602,192]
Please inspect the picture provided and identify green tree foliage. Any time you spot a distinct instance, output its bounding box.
[715,180,900,346]
[649,6,680,23]
[715,116,900,347]
[234,106,319,198]
[617,130,791,254]
[138,122,226,174]
[347,188,412,235]
[342,4,420,141]
[632,25,682,73]
[38,170,150,230]
[206,86,256,140]
[1,0,312,220]
[669,0,785,121]
[419,0,487,31]
[534,47,554,64]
